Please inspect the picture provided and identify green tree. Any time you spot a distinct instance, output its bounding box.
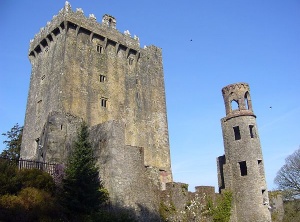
[274,147,300,199]
[61,122,107,218]
[1,123,23,160]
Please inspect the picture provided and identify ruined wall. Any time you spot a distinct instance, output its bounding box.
[90,121,161,221]
[160,183,218,221]
[269,191,284,222]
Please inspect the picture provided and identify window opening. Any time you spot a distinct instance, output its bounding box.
[249,125,255,138]
[129,58,134,65]
[244,92,250,110]
[100,75,106,82]
[101,98,107,107]
[231,100,239,111]
[233,126,241,140]
[41,75,46,80]
[96,45,103,53]
[239,161,247,176]
[258,159,264,176]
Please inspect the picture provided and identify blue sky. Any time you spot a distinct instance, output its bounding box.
[0,1,299,191]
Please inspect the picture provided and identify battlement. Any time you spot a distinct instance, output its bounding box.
[29,1,141,59]
[222,82,255,119]
[221,82,249,95]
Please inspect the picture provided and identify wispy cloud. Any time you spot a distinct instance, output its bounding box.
[260,106,300,131]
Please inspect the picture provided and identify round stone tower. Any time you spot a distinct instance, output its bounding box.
[219,83,271,222]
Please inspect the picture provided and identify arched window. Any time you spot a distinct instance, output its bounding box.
[231,100,239,111]
[244,92,250,110]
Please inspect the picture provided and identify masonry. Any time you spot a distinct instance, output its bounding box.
[20,2,275,221]
[21,2,172,220]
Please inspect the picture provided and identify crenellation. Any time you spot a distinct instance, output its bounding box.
[29,7,141,61]
[76,8,84,14]
[21,3,274,221]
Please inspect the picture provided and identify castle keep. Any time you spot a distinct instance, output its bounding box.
[21,2,171,218]
[21,2,272,221]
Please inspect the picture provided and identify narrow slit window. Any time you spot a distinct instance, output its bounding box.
[101,98,107,107]
[129,58,134,65]
[262,189,268,204]
[258,159,263,176]
[97,45,103,53]
[233,126,241,140]
[239,161,247,176]
[100,75,106,82]
[249,125,255,138]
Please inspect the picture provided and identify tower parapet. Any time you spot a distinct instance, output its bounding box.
[221,82,255,120]
[29,1,140,60]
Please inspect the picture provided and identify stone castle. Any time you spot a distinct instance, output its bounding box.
[21,2,272,221]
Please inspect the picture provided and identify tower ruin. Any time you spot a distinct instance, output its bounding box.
[217,83,271,222]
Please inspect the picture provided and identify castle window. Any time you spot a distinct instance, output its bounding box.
[258,159,263,176]
[239,161,247,176]
[41,75,46,80]
[249,125,255,138]
[97,45,103,53]
[129,58,134,65]
[37,100,42,114]
[233,126,241,140]
[101,98,107,107]
[99,75,106,82]
[231,100,239,111]
[244,92,251,110]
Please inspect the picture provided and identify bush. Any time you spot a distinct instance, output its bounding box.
[18,168,56,194]
[0,159,20,195]
[208,190,232,222]
[0,187,63,222]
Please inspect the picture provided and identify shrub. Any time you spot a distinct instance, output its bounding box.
[18,168,56,194]
[0,159,20,195]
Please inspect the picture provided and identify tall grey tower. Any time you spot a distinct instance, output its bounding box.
[217,83,271,222]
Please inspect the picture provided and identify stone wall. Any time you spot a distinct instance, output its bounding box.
[21,2,172,183]
[90,120,161,221]
[160,183,222,221]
